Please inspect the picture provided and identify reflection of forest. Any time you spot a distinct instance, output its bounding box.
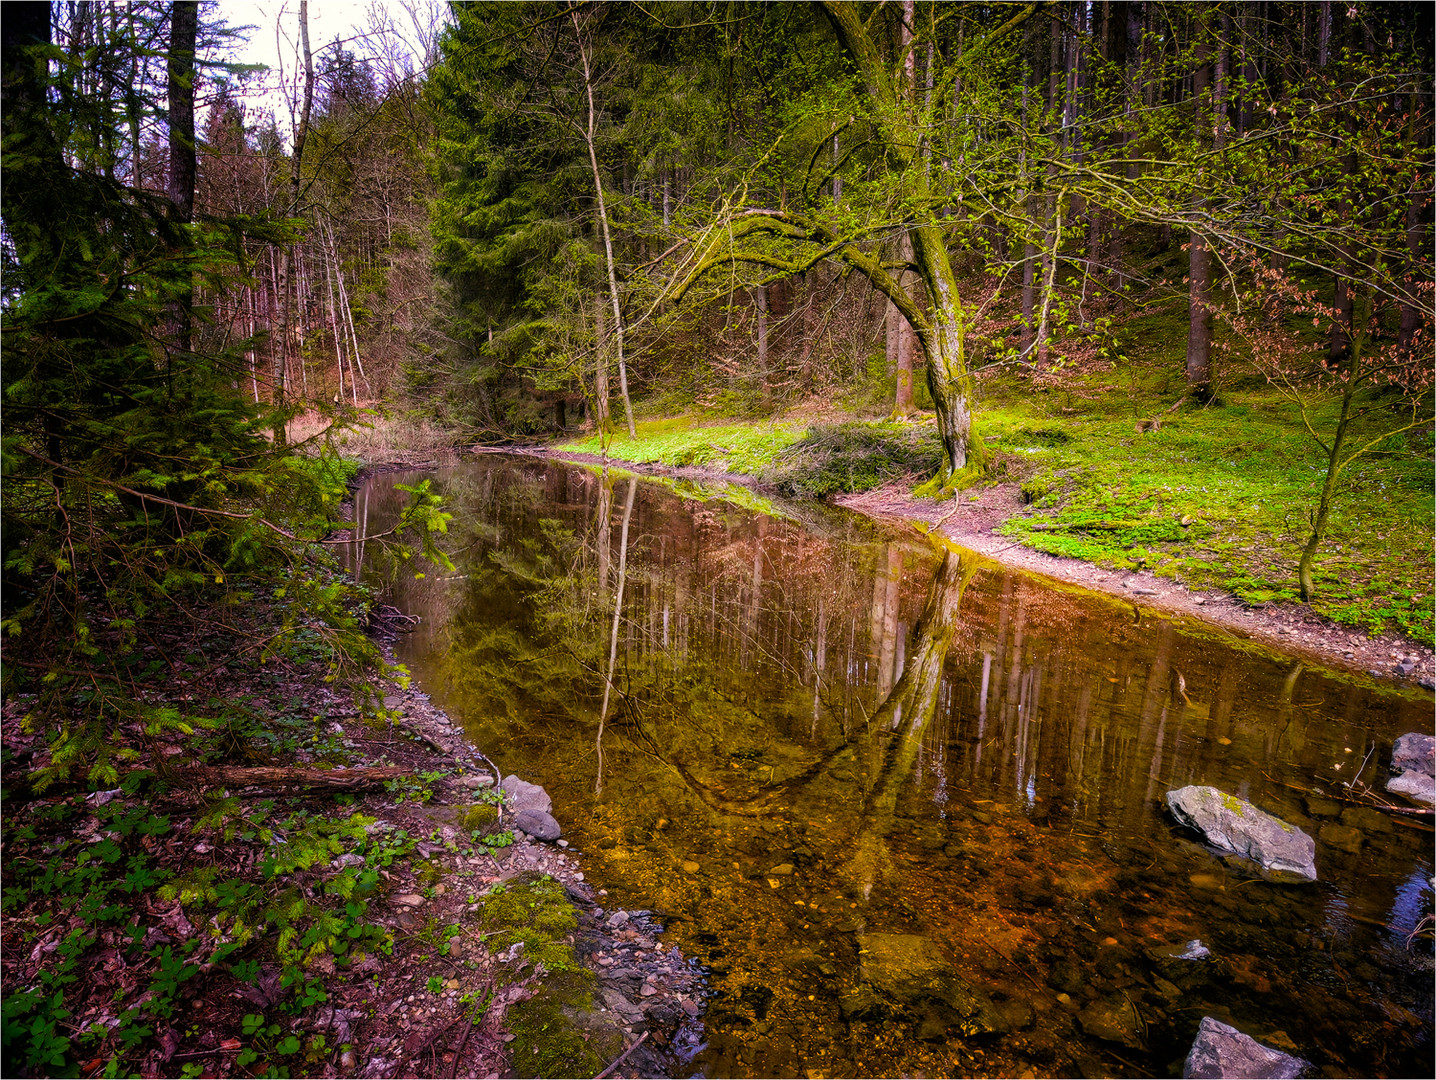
[358,461,1424,841]
[350,459,1431,1079]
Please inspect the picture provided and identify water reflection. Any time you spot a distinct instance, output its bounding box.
[351,457,1433,1078]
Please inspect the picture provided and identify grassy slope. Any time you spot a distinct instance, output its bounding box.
[557,307,1434,647]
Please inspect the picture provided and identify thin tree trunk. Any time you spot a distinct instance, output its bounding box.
[1186,29,1214,400]
[594,295,610,430]
[572,11,635,439]
[165,0,199,361]
[755,285,768,395]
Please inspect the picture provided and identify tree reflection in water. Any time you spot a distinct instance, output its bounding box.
[349,458,1433,1080]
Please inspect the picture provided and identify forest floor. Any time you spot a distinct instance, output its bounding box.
[0,469,701,1080]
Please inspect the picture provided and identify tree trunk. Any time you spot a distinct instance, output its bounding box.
[820,0,1000,483]
[166,2,198,224]
[1186,29,1214,400]
[572,11,635,439]
[892,233,916,417]
[276,0,314,440]
[594,295,610,430]
[755,285,769,395]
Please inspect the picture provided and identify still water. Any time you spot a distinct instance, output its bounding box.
[352,456,1433,1078]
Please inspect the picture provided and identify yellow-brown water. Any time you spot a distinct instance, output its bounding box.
[352,457,1433,1078]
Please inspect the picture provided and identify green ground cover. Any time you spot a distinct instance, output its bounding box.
[557,419,804,474]
[982,389,1432,644]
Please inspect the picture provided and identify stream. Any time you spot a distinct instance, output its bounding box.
[349,455,1433,1078]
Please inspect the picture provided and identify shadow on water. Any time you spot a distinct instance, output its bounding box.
[348,455,1434,1078]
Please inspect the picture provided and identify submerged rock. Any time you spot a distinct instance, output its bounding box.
[1166,786,1317,882]
[853,932,999,1035]
[1386,733,1435,807]
[1077,993,1145,1049]
[1147,939,1211,962]
[1183,1016,1308,1078]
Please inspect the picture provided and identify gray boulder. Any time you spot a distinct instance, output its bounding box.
[501,774,552,815]
[1183,1016,1308,1078]
[1386,733,1435,807]
[512,808,561,842]
[1166,786,1317,882]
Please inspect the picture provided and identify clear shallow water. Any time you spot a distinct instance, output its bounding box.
[351,456,1433,1078]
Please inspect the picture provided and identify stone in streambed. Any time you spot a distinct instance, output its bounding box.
[1182,1016,1308,1078]
[501,774,552,815]
[1165,786,1317,882]
[854,933,999,1036]
[512,808,561,842]
[1077,993,1145,1049]
[1386,732,1435,807]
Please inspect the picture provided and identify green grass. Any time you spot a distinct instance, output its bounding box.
[980,385,1434,645]
[558,418,805,474]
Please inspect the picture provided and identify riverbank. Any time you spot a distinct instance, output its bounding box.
[539,445,1435,691]
[0,466,703,1079]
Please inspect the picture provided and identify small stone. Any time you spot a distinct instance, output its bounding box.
[339,1051,357,1070]
[1317,824,1363,854]
[768,862,796,876]
[445,979,460,990]
[682,861,701,874]
[394,894,425,907]
[640,983,659,997]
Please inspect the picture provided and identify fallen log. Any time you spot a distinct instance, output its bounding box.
[192,766,410,791]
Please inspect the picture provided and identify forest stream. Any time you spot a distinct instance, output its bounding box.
[349,455,1433,1079]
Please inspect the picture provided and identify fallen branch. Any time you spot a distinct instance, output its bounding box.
[191,766,410,791]
[594,1030,650,1080]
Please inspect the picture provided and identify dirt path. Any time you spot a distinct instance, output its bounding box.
[534,448,1434,689]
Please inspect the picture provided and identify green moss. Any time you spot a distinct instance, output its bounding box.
[479,874,617,1078]
[505,973,614,1079]
[415,860,444,888]
[558,419,804,474]
[458,804,498,832]
[480,874,583,976]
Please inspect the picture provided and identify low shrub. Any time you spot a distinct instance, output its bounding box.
[761,422,945,498]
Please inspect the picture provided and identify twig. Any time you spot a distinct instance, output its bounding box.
[449,1017,477,1080]
[593,1030,650,1080]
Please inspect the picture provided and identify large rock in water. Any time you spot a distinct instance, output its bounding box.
[843,933,998,1036]
[1183,1016,1308,1078]
[1166,786,1317,882]
[1386,733,1435,807]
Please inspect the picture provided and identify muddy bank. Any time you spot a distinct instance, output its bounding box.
[530,447,1433,689]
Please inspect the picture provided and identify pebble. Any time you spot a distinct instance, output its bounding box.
[682,861,701,874]
[394,894,425,907]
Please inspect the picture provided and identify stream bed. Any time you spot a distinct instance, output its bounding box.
[350,455,1433,1078]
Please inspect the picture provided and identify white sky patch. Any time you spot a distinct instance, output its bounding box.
[209,0,445,143]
